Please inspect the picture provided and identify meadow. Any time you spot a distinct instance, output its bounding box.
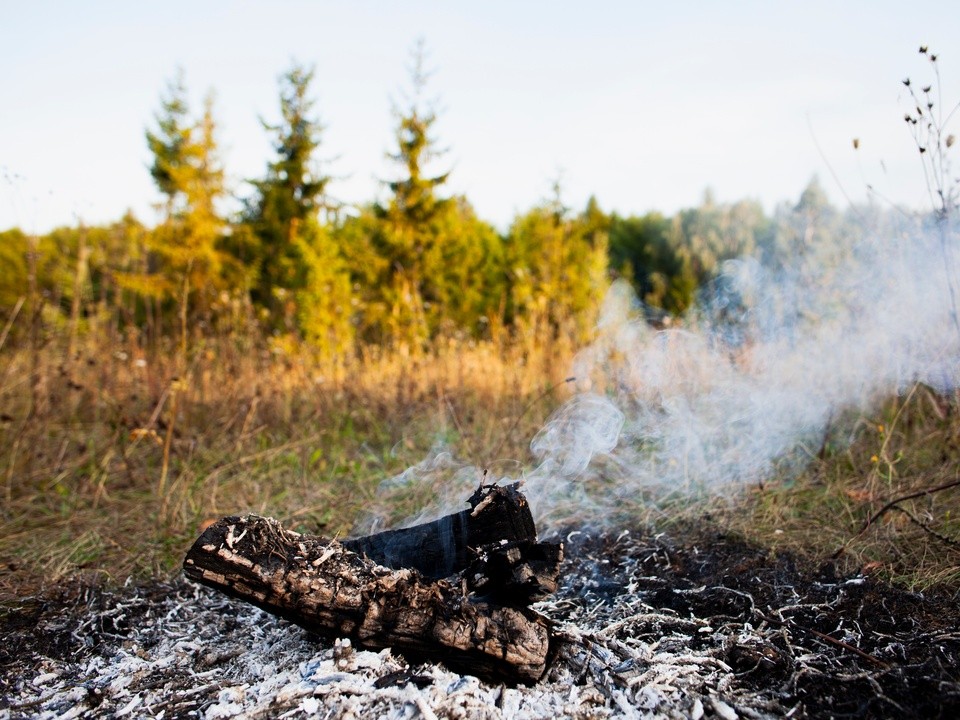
[2,315,958,601]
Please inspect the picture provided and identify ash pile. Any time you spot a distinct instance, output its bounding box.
[3,526,959,719]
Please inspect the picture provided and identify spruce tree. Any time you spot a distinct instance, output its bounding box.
[243,62,353,355]
[244,63,331,323]
[146,71,191,217]
[145,76,228,351]
[375,40,453,348]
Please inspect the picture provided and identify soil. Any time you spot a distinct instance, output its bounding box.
[1,528,958,719]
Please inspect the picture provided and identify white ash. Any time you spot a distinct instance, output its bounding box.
[25,530,929,719]
[0,533,796,720]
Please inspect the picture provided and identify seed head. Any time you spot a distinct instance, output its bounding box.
[852,138,860,150]
[903,78,911,87]
[920,45,928,54]
[947,135,956,148]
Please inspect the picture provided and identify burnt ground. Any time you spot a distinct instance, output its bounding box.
[1,529,958,719]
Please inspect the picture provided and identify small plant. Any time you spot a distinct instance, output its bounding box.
[902,47,960,340]
[902,46,960,220]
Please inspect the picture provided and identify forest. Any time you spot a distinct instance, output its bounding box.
[0,60,894,365]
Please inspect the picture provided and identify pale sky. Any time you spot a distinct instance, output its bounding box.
[3,1,960,234]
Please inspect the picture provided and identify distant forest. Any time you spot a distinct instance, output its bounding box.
[0,60,922,359]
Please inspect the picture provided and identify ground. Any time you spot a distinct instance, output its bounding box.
[2,525,958,719]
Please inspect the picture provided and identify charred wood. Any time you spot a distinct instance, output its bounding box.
[466,540,563,605]
[341,483,538,580]
[183,514,552,683]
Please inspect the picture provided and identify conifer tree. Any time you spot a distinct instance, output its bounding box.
[504,193,609,344]
[244,64,328,317]
[145,75,228,351]
[243,62,353,355]
[374,39,454,348]
[146,71,191,218]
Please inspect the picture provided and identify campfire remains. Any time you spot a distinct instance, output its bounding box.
[182,483,562,683]
[5,528,960,717]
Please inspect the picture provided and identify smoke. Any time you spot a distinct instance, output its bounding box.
[356,216,960,532]
[523,216,960,524]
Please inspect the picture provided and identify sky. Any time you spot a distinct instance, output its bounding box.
[3,0,960,234]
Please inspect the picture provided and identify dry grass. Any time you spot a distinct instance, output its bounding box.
[3,322,959,599]
[0,330,577,598]
[720,385,960,592]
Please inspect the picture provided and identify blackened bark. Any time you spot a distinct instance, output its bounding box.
[183,514,552,683]
[341,483,537,579]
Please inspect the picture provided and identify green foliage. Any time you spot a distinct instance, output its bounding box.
[337,41,508,349]
[0,53,908,359]
[144,76,230,333]
[242,62,338,330]
[609,211,688,314]
[0,217,152,330]
[427,197,506,337]
[293,219,354,357]
[610,192,770,316]
[0,228,28,309]
[146,70,191,213]
[504,194,609,343]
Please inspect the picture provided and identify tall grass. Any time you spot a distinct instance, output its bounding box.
[0,325,577,598]
[716,385,960,591]
[3,278,960,597]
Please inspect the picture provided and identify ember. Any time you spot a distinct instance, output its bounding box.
[3,527,958,718]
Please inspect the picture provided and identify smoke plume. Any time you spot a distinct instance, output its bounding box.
[357,216,960,531]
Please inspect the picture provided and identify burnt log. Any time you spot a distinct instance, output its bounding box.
[343,483,562,604]
[466,539,564,606]
[341,483,537,579]
[183,514,553,683]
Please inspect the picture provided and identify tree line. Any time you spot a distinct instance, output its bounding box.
[0,55,887,360]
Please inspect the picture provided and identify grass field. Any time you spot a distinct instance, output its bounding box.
[0,331,577,596]
[2,327,959,599]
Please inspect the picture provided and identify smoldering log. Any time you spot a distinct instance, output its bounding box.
[342,483,562,604]
[466,540,563,606]
[183,514,552,683]
[341,483,537,579]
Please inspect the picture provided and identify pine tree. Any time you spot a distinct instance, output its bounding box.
[374,39,453,348]
[145,75,228,353]
[242,62,353,354]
